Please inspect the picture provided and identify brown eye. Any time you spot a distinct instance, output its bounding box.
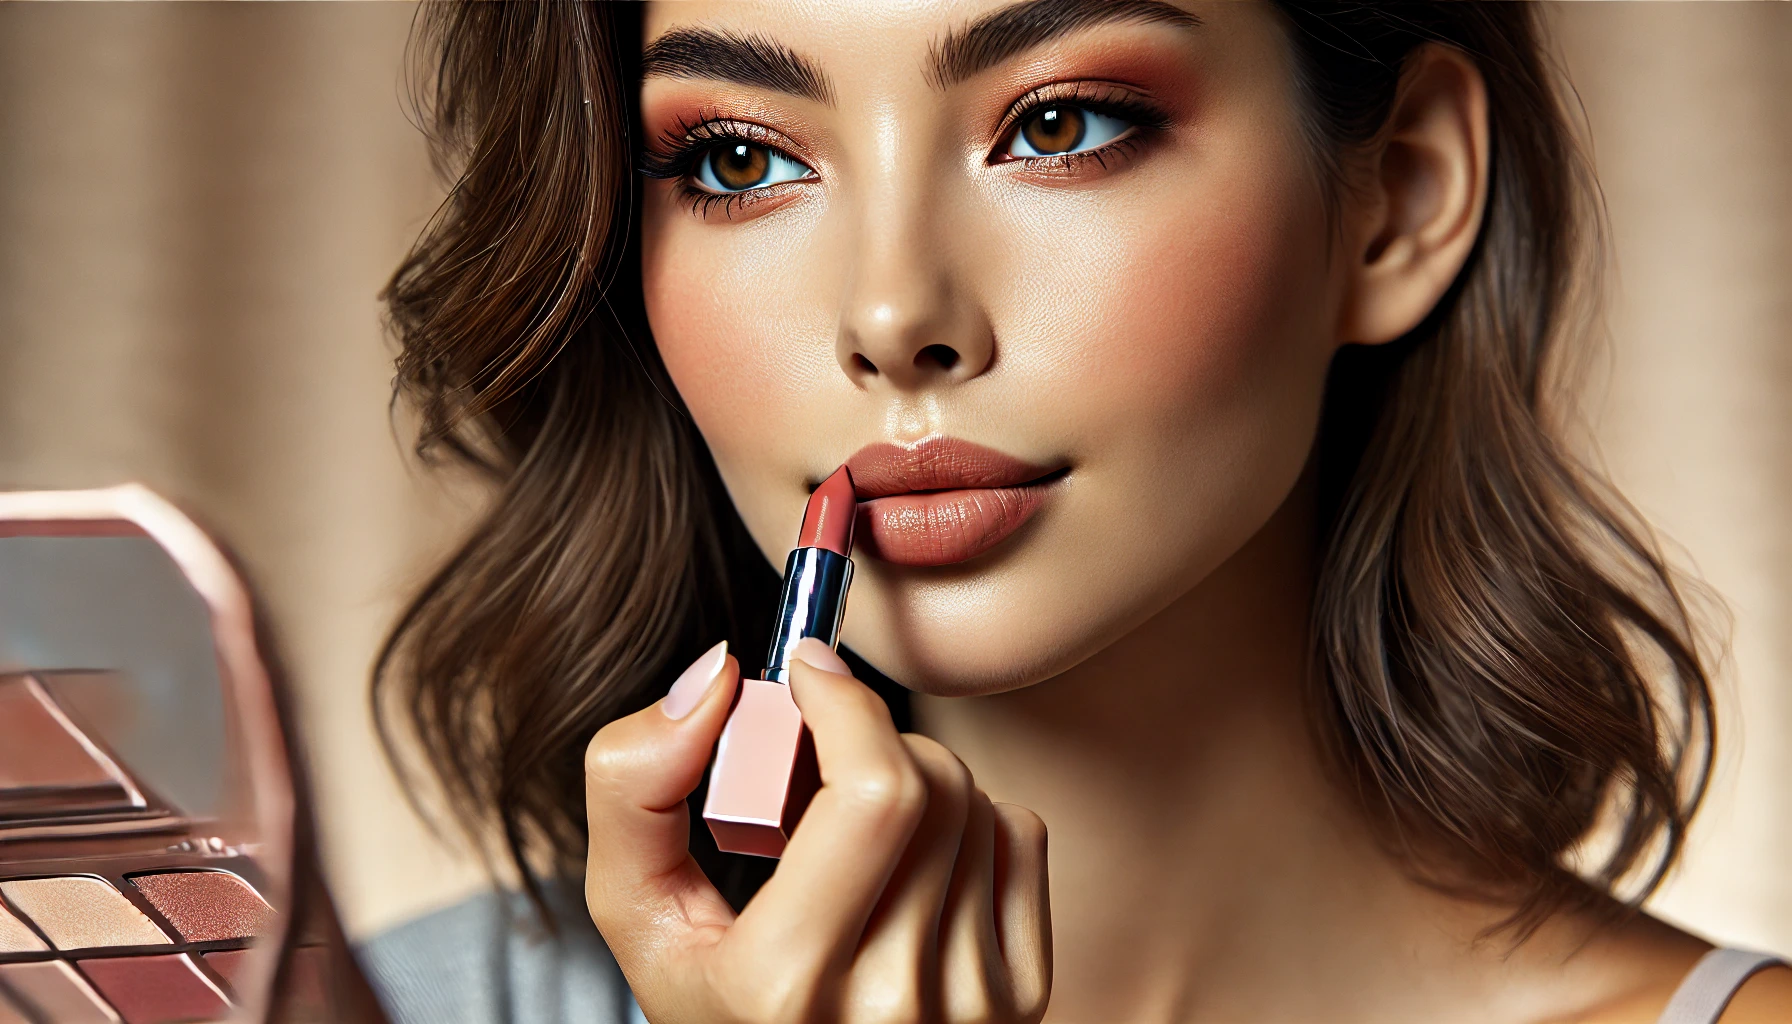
[708,143,770,190]
[1020,107,1086,155]
[1003,104,1133,160]
[693,140,813,194]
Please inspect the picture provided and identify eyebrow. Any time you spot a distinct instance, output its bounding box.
[640,27,836,106]
[928,0,1202,89]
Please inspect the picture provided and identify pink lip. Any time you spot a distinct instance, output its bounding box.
[844,437,1062,567]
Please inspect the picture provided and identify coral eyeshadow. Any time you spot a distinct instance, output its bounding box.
[130,872,273,943]
[78,956,227,1024]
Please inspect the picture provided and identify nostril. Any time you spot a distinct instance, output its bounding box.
[852,353,878,375]
[919,344,960,371]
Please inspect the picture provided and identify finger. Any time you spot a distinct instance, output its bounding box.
[584,641,741,974]
[842,735,975,1021]
[727,640,926,974]
[993,802,1051,1020]
[938,787,1003,1023]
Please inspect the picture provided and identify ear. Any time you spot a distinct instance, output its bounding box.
[1335,44,1490,347]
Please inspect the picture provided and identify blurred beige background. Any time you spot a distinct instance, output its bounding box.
[0,3,1787,953]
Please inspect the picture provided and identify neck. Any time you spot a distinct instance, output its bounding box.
[914,484,1639,1023]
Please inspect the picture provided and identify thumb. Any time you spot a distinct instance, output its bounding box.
[584,641,739,963]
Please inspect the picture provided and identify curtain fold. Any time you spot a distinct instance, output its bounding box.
[1551,3,1792,950]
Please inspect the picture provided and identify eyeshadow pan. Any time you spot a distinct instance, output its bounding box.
[0,877,170,950]
[198,948,251,993]
[130,871,273,942]
[0,960,120,1023]
[0,677,116,789]
[79,955,229,1024]
[0,676,140,819]
[0,903,45,953]
[0,990,28,1024]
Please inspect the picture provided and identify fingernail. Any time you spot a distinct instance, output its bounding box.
[790,637,851,677]
[663,640,728,720]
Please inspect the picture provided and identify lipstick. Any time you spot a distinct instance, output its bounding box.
[703,465,856,858]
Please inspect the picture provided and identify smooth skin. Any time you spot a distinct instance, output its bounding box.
[586,1,1792,1021]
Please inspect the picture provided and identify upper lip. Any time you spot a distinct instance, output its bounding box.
[843,436,1059,498]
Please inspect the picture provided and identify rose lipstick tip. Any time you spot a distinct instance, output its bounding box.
[799,464,856,557]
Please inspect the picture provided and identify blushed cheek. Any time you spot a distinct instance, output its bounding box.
[643,242,729,421]
[645,217,736,397]
[642,216,789,475]
[1095,185,1324,436]
[642,200,847,465]
[978,216,1322,513]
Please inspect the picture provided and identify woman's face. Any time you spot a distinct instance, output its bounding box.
[641,0,1344,695]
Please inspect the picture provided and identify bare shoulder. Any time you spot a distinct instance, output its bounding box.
[1558,910,1791,1024]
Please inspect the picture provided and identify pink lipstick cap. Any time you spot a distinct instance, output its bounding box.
[703,679,819,857]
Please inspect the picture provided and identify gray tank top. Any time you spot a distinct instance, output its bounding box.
[1656,948,1787,1024]
[357,889,1784,1024]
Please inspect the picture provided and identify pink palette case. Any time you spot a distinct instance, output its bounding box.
[0,486,382,1023]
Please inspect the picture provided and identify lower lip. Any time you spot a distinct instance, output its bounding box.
[857,483,1054,567]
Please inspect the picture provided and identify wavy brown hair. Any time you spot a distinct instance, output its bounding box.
[375,2,1714,927]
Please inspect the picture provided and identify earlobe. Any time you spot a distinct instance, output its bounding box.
[1336,44,1491,347]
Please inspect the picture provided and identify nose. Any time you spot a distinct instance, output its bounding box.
[836,198,994,393]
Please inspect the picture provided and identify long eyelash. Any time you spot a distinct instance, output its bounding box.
[1017,135,1152,177]
[638,111,810,218]
[995,81,1172,171]
[684,189,757,220]
[639,111,737,180]
[1001,81,1173,135]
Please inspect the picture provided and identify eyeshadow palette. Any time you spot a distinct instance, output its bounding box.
[0,487,359,1023]
[0,672,281,1023]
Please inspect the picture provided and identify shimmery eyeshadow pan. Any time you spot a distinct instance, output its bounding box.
[0,960,120,1023]
[0,904,45,954]
[130,871,273,943]
[0,877,170,950]
[78,955,228,1024]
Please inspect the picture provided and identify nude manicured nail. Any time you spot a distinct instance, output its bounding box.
[663,640,728,719]
[789,637,851,677]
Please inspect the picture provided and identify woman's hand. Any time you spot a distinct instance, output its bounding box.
[584,638,1051,1024]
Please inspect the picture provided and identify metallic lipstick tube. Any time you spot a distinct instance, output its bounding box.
[704,465,856,859]
[762,547,852,683]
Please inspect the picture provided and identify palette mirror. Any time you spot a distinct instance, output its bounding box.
[0,485,381,1024]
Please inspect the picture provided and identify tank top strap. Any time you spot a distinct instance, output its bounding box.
[1656,948,1788,1024]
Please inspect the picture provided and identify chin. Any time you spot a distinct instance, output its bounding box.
[836,533,1210,699]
